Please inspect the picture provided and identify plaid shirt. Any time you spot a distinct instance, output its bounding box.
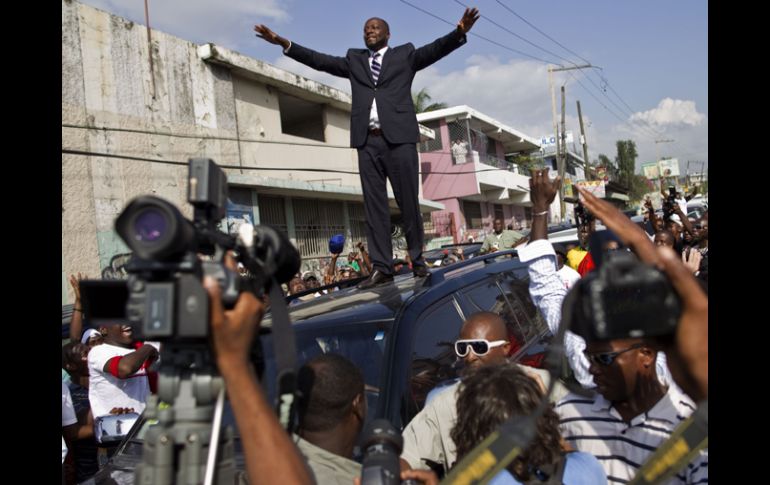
[518,240,672,389]
[518,239,594,387]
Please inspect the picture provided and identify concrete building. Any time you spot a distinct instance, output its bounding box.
[415,106,541,245]
[61,0,439,303]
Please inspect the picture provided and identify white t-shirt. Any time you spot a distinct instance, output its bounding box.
[62,382,77,463]
[88,343,150,419]
[675,197,688,215]
[557,265,581,290]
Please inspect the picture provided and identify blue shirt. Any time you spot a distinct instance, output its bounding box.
[487,452,607,485]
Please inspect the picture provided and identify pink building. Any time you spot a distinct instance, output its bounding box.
[417,106,541,243]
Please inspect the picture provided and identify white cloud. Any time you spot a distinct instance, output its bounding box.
[629,98,706,127]
[77,0,292,52]
[413,55,553,137]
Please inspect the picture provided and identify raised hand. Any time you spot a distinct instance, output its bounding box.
[457,7,480,34]
[529,168,561,209]
[69,272,86,301]
[253,24,289,49]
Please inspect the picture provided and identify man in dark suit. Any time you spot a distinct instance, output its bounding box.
[254,8,480,289]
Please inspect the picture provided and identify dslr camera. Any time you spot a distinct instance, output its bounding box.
[662,186,678,220]
[80,158,300,341]
[562,250,682,342]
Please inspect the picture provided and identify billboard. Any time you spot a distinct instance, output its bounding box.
[658,158,680,177]
[540,131,574,148]
[575,180,606,199]
[642,162,660,179]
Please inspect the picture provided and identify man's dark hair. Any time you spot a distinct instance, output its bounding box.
[297,353,364,432]
[365,17,390,33]
[450,363,562,481]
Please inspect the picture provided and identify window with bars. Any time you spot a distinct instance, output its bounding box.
[257,195,288,237]
[462,200,483,229]
[417,120,443,153]
[292,198,346,258]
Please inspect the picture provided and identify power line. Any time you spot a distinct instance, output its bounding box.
[488,2,683,147]
[452,0,576,66]
[398,0,557,64]
[494,0,592,66]
[61,148,525,176]
[62,123,352,149]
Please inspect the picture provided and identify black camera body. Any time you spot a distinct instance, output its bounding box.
[81,158,300,342]
[662,187,678,220]
[360,419,418,485]
[563,251,682,342]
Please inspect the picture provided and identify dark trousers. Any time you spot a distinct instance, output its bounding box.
[357,134,424,275]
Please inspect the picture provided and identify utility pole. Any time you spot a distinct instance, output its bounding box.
[577,100,589,181]
[559,86,567,220]
[547,64,592,220]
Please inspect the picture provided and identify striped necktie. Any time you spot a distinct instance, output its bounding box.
[371,52,381,84]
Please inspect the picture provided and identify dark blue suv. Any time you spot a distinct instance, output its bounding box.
[85,250,552,484]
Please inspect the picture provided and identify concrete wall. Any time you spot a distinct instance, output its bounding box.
[61,1,370,303]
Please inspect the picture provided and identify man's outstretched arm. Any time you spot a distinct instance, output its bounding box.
[410,7,479,71]
[254,24,350,78]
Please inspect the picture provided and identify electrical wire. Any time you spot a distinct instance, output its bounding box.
[61,148,530,176]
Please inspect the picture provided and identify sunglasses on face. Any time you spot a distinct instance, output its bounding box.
[454,339,507,357]
[584,343,643,366]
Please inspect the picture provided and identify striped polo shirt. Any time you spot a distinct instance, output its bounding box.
[556,387,708,484]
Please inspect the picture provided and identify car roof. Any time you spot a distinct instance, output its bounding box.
[261,251,525,330]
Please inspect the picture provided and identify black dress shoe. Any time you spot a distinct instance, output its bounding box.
[357,269,394,289]
[412,263,430,278]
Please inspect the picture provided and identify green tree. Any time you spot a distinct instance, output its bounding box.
[615,140,638,188]
[412,88,448,113]
[597,154,612,167]
[628,174,653,204]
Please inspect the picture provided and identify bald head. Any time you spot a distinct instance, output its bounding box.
[458,312,510,368]
[460,312,507,340]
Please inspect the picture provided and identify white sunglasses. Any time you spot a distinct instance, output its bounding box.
[454,339,508,357]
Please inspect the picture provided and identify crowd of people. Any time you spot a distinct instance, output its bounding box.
[62,168,708,485]
[62,4,707,481]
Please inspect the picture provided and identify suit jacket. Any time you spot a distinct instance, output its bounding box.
[286,30,467,148]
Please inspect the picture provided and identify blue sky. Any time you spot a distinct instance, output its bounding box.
[76,0,707,174]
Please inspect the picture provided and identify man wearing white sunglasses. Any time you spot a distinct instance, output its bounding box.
[400,311,565,474]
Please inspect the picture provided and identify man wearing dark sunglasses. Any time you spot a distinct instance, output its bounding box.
[557,336,707,484]
[400,311,561,475]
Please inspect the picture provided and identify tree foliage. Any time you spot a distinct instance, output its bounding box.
[412,88,448,113]
[614,140,638,188]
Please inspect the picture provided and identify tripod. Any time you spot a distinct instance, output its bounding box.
[135,344,237,485]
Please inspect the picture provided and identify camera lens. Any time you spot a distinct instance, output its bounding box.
[134,209,167,242]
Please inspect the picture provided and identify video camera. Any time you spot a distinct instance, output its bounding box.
[562,250,682,342]
[80,158,300,341]
[662,186,677,220]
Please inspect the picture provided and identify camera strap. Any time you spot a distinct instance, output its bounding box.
[268,280,298,431]
[628,399,708,485]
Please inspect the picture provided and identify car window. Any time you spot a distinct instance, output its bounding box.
[498,269,551,365]
[261,321,390,426]
[406,296,465,422]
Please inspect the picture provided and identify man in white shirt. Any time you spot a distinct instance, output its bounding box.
[87,324,158,421]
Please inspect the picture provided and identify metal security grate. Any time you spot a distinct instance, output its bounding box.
[257,195,288,235]
[293,198,346,258]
